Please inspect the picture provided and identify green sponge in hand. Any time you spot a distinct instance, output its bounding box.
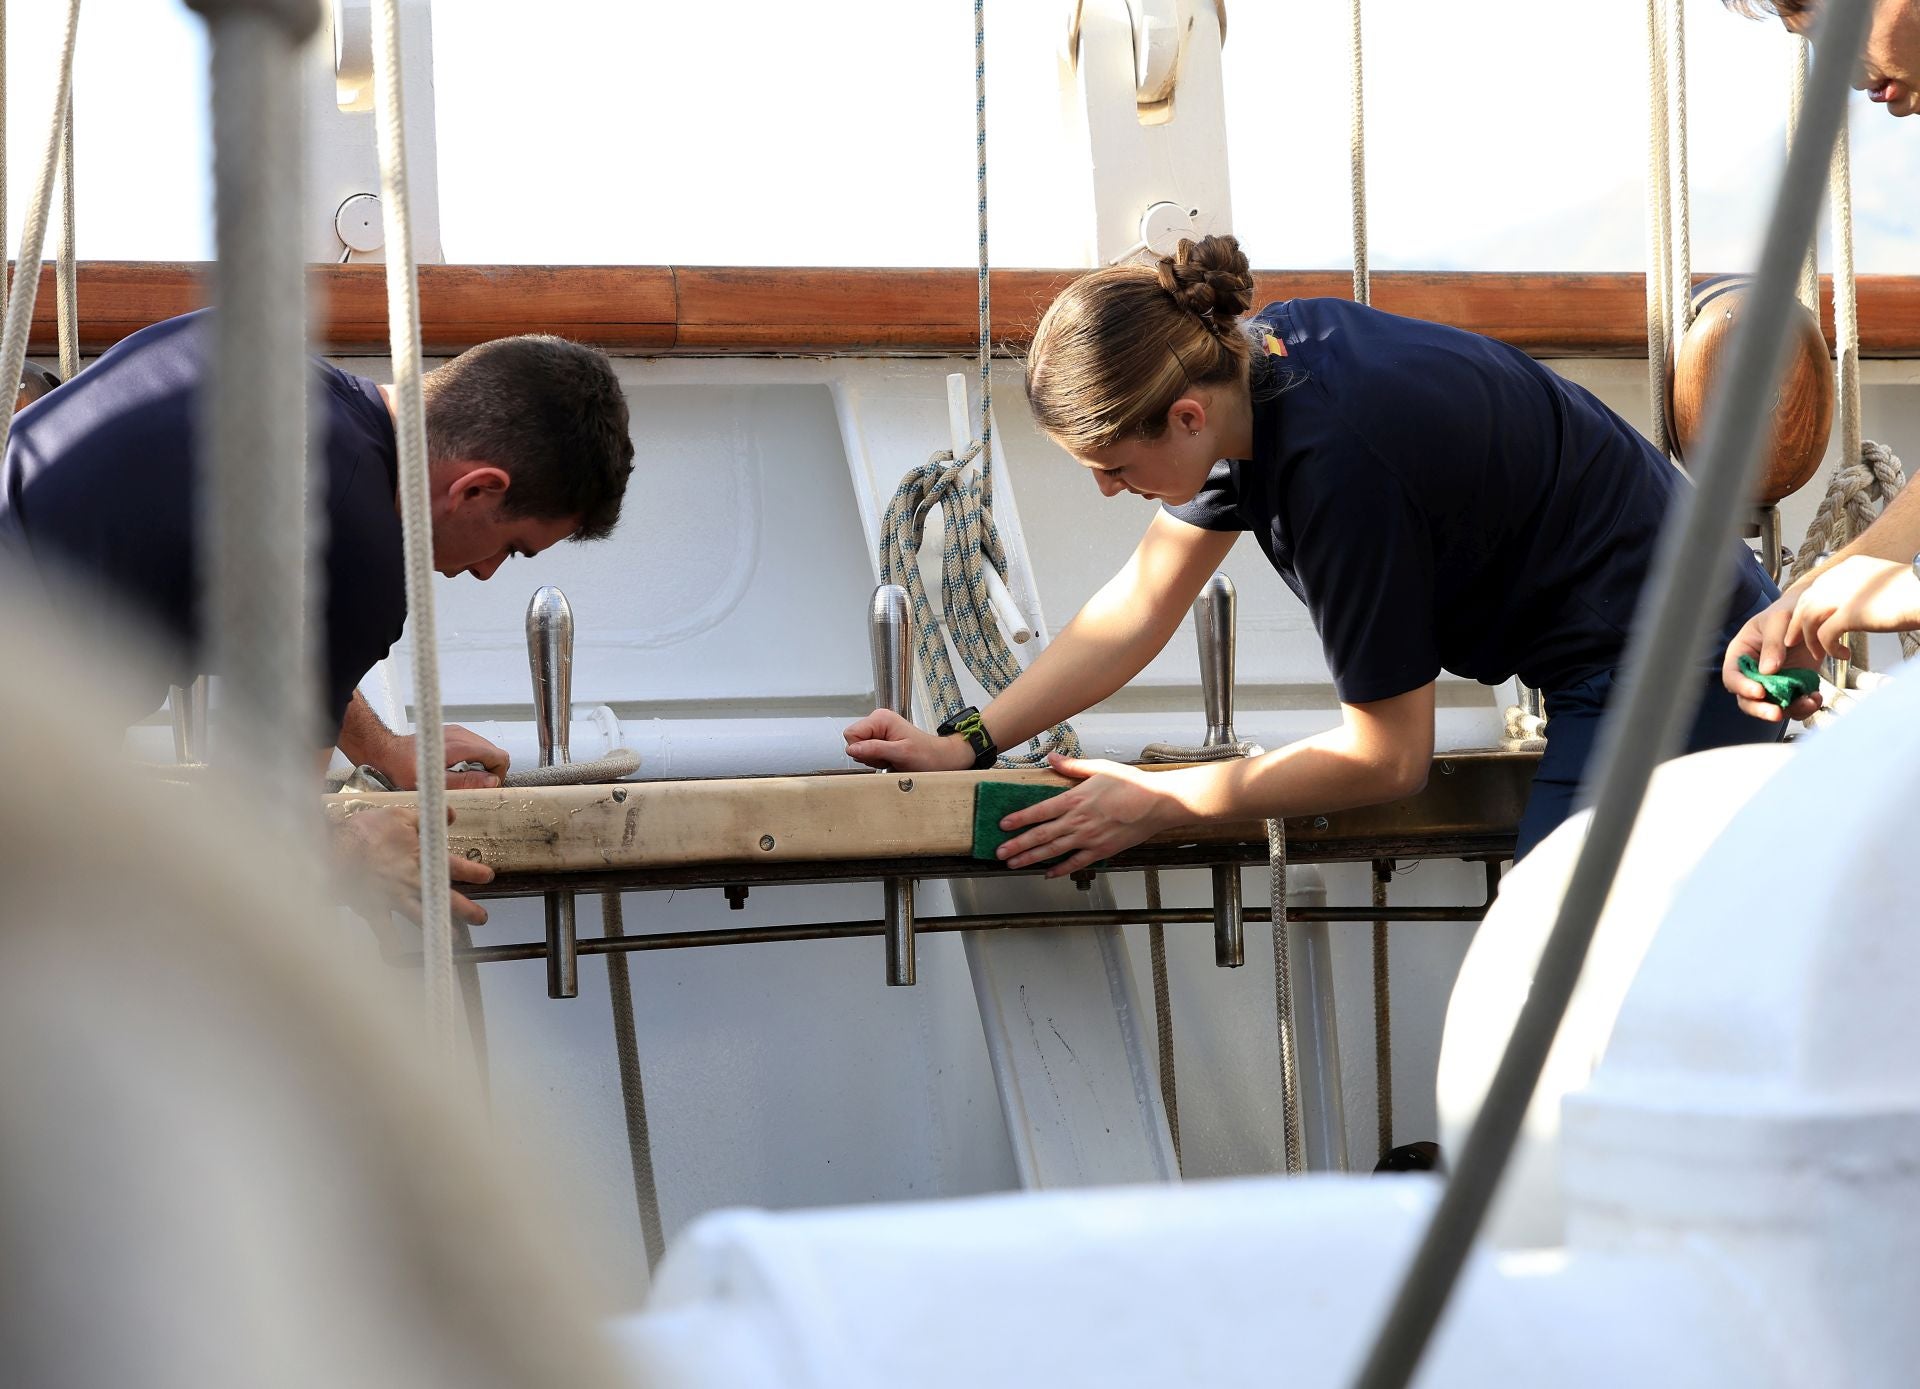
[972,782,1067,860]
[1738,653,1821,709]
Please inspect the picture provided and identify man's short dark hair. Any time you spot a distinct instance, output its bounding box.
[1721,0,1813,16]
[423,335,634,541]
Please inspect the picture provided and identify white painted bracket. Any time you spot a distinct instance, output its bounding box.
[1067,0,1232,266]
[314,0,443,264]
[834,372,1177,1187]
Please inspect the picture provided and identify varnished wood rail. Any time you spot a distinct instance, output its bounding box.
[23,262,1920,359]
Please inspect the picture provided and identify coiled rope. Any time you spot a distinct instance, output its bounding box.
[876,0,1077,763]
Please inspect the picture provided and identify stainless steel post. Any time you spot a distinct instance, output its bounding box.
[1195,573,1238,748]
[169,674,209,764]
[1756,504,1784,583]
[1195,574,1243,968]
[1813,549,1849,693]
[527,585,578,999]
[870,583,917,986]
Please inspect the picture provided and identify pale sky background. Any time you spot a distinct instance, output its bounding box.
[10,0,1916,272]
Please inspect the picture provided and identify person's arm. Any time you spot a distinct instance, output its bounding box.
[336,688,509,790]
[1721,486,1920,721]
[1782,554,1920,662]
[844,511,1238,771]
[994,682,1436,876]
[329,803,494,926]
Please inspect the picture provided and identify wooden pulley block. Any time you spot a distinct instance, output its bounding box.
[1667,274,1834,506]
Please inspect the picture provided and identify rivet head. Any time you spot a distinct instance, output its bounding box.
[898,778,914,792]
[611,787,627,803]
[1440,760,1456,775]
[759,835,776,852]
[1313,816,1329,830]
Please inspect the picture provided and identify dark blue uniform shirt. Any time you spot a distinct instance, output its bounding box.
[1167,298,1774,704]
[0,311,405,735]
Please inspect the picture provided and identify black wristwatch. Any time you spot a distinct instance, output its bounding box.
[937,706,999,770]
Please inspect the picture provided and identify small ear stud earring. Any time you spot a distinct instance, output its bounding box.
[1190,429,1200,437]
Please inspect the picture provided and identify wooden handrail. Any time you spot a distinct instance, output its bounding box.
[21,262,1920,359]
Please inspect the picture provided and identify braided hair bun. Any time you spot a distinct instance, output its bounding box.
[1155,234,1255,339]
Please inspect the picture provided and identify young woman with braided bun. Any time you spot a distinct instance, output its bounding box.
[843,235,1784,866]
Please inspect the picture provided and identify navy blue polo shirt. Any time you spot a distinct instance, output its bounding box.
[1166,298,1774,703]
[0,311,405,736]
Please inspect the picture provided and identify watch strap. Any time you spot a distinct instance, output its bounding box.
[937,706,998,770]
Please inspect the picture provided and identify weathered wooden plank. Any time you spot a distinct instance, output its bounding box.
[322,751,1538,877]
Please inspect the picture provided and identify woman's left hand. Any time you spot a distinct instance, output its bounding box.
[996,753,1184,877]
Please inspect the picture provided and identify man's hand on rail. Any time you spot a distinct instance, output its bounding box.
[369,724,510,791]
[1783,555,1920,662]
[994,753,1179,878]
[842,708,976,773]
[332,804,494,927]
[1722,591,1824,723]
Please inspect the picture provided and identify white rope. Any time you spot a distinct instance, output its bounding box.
[1831,102,1861,473]
[972,0,991,476]
[1665,0,1692,337]
[370,0,459,1063]
[1138,738,1302,1173]
[1790,38,1819,312]
[1643,0,1673,455]
[55,87,76,381]
[1144,868,1181,1170]
[501,748,639,788]
[1347,0,1369,306]
[602,892,666,1271]
[1267,816,1304,1174]
[1371,861,1393,1162]
[877,0,1078,762]
[1,0,9,336]
[0,0,80,459]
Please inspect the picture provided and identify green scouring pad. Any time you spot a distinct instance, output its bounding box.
[1738,654,1821,710]
[972,782,1067,860]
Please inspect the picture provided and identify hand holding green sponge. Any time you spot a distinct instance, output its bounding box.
[1737,654,1820,710]
[972,782,1066,859]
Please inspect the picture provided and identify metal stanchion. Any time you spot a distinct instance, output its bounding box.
[169,675,209,763]
[527,584,578,999]
[869,583,917,986]
[1194,574,1243,968]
